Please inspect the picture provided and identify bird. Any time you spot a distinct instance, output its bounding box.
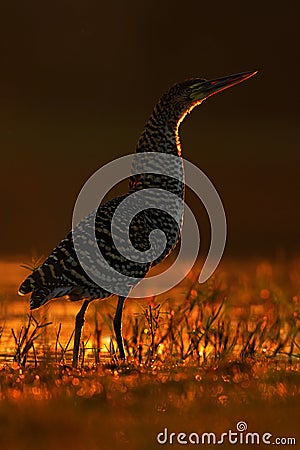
[18,71,257,366]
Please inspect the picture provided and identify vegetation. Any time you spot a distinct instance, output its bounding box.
[0,257,299,449]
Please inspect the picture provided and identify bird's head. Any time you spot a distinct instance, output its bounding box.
[161,71,257,124]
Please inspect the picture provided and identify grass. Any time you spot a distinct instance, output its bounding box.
[0,360,299,449]
[0,257,300,449]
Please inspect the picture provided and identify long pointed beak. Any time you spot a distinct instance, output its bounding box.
[191,71,258,101]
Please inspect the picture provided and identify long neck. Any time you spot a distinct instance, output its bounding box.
[129,101,188,193]
[128,97,192,266]
[135,102,184,156]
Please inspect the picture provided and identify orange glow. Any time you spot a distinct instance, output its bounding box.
[0,257,299,369]
[260,289,270,300]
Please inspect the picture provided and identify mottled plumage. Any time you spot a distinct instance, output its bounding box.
[19,80,193,307]
[18,71,257,363]
[19,195,152,308]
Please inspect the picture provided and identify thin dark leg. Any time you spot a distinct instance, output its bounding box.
[72,300,90,367]
[113,296,126,359]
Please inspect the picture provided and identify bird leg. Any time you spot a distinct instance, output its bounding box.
[113,296,126,360]
[72,300,90,367]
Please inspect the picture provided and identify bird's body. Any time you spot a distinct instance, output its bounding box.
[19,71,256,364]
[19,195,150,307]
[19,115,184,307]
[19,80,189,306]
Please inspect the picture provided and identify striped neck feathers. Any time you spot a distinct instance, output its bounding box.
[135,95,202,156]
[129,91,202,193]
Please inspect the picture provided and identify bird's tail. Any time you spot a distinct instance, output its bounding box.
[18,268,71,309]
[18,267,50,297]
[18,275,36,296]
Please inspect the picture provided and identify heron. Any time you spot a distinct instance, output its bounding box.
[18,71,257,366]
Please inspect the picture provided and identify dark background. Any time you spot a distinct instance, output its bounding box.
[1,1,299,258]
